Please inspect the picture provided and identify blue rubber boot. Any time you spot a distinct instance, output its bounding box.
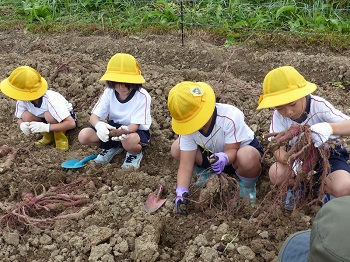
[193,166,215,188]
[322,193,335,206]
[238,179,257,204]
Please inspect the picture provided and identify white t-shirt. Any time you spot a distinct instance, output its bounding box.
[91,87,152,130]
[15,90,73,123]
[180,103,255,152]
[270,94,350,145]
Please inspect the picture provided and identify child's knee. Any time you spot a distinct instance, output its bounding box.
[170,140,180,160]
[332,182,350,197]
[78,132,86,144]
[268,164,284,185]
[78,128,92,144]
[21,111,37,122]
[239,153,260,167]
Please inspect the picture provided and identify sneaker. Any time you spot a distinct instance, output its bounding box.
[239,180,257,204]
[284,186,301,211]
[322,193,335,206]
[122,151,143,169]
[193,166,215,188]
[94,147,123,164]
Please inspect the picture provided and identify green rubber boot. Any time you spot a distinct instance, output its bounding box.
[239,179,257,204]
[193,166,215,188]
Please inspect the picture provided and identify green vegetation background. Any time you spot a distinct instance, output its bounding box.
[0,0,349,48]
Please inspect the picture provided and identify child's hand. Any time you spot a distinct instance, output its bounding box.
[95,121,116,142]
[119,125,130,132]
[310,122,333,147]
[210,152,229,174]
[110,125,130,141]
[20,122,31,135]
[29,122,50,133]
[111,134,129,141]
[175,186,189,215]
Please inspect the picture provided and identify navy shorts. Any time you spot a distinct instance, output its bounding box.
[199,136,264,175]
[313,145,350,193]
[42,110,78,130]
[90,120,151,150]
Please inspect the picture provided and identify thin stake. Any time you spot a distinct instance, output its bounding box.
[180,0,184,46]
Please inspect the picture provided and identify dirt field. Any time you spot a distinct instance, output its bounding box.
[0,30,349,262]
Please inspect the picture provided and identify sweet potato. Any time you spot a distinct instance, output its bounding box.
[264,123,331,206]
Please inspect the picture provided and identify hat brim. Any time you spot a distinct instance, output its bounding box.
[257,82,316,109]
[100,72,145,84]
[277,230,310,262]
[0,77,48,100]
[171,85,216,135]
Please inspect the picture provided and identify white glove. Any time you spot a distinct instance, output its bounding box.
[292,161,303,176]
[310,122,333,147]
[29,122,50,133]
[95,121,116,142]
[119,125,130,131]
[111,134,129,141]
[111,125,130,141]
[20,122,31,135]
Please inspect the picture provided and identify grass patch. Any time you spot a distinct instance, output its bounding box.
[0,0,349,51]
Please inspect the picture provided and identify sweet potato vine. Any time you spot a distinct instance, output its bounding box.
[190,132,244,217]
[263,123,332,209]
[0,177,94,231]
[197,172,242,216]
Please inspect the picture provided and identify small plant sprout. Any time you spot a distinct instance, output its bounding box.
[221,231,239,252]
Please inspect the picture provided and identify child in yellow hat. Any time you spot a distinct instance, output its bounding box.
[257,66,350,210]
[0,66,77,150]
[78,53,151,169]
[168,81,263,214]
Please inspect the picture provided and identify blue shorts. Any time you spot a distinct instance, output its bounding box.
[199,136,264,175]
[90,120,151,150]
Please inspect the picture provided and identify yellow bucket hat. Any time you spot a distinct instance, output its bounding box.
[0,66,48,101]
[257,66,317,109]
[168,81,216,135]
[100,53,145,84]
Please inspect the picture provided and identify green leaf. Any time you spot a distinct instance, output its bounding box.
[276,6,296,18]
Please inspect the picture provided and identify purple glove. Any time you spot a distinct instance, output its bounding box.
[210,152,229,174]
[175,186,189,215]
